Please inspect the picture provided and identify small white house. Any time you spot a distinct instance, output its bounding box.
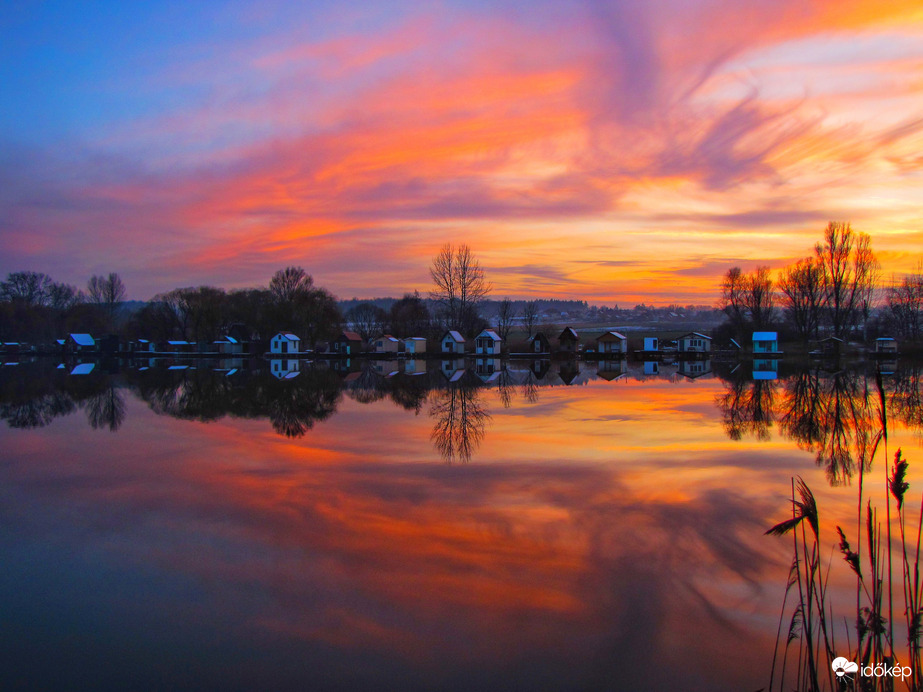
[875,337,898,354]
[271,332,301,355]
[373,334,401,354]
[677,332,711,353]
[214,336,244,355]
[595,331,627,354]
[402,337,427,355]
[752,331,780,354]
[441,330,466,354]
[475,329,502,355]
[69,333,96,351]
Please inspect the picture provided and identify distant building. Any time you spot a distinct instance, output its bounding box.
[595,331,627,354]
[69,333,96,352]
[333,331,363,355]
[134,339,155,353]
[214,336,244,355]
[401,337,426,355]
[475,329,502,355]
[373,334,401,354]
[441,330,466,354]
[166,340,194,353]
[677,332,711,353]
[558,327,579,353]
[528,332,550,354]
[270,332,301,355]
[369,334,401,353]
[752,331,780,354]
[815,336,843,358]
[643,337,659,352]
[875,337,898,354]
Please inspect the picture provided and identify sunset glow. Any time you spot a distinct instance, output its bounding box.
[2,1,922,301]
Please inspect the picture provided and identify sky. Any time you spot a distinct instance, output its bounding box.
[1,0,922,303]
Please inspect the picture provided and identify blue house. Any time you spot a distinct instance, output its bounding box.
[752,331,780,354]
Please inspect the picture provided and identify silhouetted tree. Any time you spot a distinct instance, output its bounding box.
[495,298,515,341]
[87,272,126,328]
[346,302,388,341]
[389,292,430,338]
[523,300,539,339]
[814,221,878,339]
[430,243,491,336]
[779,257,825,342]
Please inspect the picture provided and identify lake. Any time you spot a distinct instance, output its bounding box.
[1,356,920,691]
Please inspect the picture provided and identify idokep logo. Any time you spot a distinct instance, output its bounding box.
[831,656,912,682]
[831,657,858,678]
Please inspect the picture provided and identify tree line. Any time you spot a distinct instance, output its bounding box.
[718,221,922,343]
[0,244,500,347]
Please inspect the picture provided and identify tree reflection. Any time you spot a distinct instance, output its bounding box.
[85,386,126,432]
[891,365,923,437]
[429,379,491,463]
[777,370,878,485]
[719,369,885,486]
[0,391,76,429]
[716,377,777,441]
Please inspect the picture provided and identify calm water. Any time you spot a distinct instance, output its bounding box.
[1,357,921,691]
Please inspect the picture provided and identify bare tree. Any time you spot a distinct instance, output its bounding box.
[888,264,923,341]
[719,267,747,336]
[495,298,516,341]
[0,271,53,306]
[745,266,774,330]
[779,257,825,342]
[346,302,388,341]
[87,272,126,326]
[430,243,491,335]
[389,292,430,338]
[814,222,878,339]
[523,300,539,338]
[270,266,313,302]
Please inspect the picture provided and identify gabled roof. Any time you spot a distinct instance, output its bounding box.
[167,340,190,345]
[339,331,362,341]
[679,332,711,340]
[477,329,502,341]
[70,363,95,375]
[596,331,626,341]
[752,331,778,341]
[876,337,897,341]
[377,334,399,342]
[559,327,579,340]
[69,333,95,346]
[443,330,465,343]
[403,337,426,341]
[274,332,301,341]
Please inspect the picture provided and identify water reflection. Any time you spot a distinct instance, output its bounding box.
[718,368,886,486]
[429,375,491,463]
[2,359,921,473]
[4,357,923,690]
